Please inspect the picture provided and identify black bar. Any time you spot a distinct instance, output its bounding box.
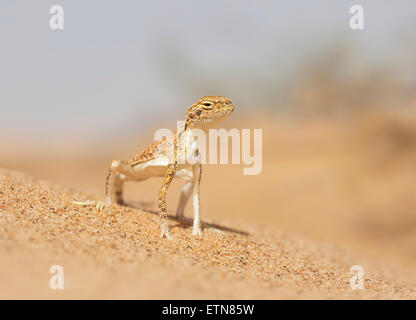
[0,300,413,319]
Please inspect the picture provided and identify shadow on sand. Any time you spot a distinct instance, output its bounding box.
[122,200,249,236]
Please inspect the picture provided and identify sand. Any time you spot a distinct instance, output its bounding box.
[0,167,415,299]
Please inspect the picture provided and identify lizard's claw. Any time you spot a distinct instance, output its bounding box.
[160,222,173,240]
[192,223,202,237]
[73,200,107,213]
[95,201,106,213]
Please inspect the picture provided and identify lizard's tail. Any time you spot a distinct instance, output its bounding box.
[73,200,97,206]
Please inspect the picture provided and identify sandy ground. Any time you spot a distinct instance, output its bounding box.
[1,115,416,299]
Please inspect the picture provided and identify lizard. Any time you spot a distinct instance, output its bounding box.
[74,96,234,239]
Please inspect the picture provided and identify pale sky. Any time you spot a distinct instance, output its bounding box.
[1,0,415,143]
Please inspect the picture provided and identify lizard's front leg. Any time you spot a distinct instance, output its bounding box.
[158,163,177,240]
[191,164,202,236]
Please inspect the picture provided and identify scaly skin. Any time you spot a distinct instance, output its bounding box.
[74,96,234,239]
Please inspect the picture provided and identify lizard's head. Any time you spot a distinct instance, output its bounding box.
[185,96,234,129]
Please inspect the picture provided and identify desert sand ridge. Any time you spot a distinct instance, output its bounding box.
[0,168,415,299]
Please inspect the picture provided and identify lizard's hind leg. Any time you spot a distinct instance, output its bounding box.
[106,160,126,206]
[73,160,126,213]
[175,168,193,219]
[176,181,192,218]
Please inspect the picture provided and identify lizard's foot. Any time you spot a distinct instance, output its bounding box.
[73,200,106,213]
[95,201,106,212]
[192,221,202,237]
[160,222,173,240]
[176,209,184,220]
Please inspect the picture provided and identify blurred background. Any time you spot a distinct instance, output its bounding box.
[1,0,416,275]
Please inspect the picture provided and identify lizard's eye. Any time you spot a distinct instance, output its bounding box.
[201,101,213,110]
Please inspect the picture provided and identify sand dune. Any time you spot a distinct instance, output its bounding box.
[0,168,415,299]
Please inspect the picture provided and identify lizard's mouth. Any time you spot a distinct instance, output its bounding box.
[201,109,233,123]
